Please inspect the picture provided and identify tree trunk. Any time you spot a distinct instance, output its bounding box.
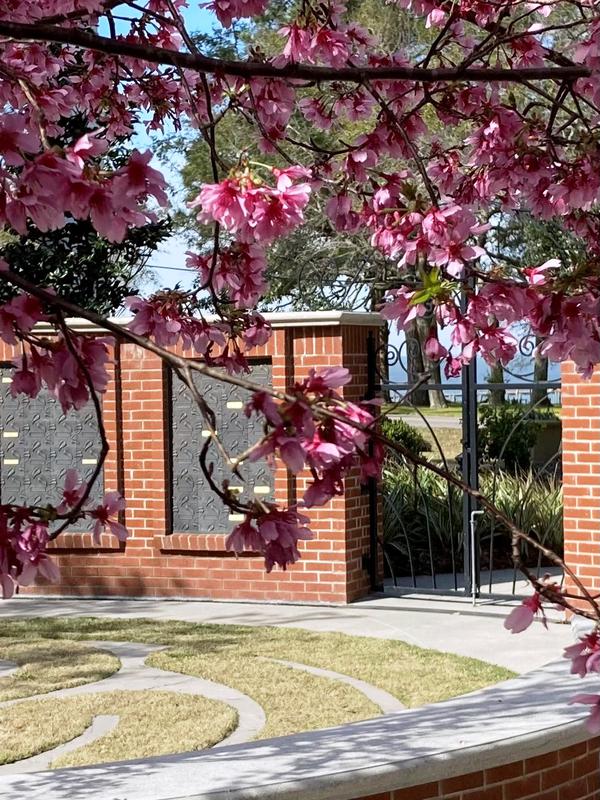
[532,339,551,406]
[426,358,448,408]
[487,361,506,406]
[416,317,448,408]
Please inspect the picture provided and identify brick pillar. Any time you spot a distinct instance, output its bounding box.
[289,319,382,602]
[562,362,600,597]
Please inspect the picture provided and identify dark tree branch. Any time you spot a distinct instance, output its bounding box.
[0,20,593,84]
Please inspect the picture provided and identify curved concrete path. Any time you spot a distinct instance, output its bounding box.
[0,640,266,774]
[272,659,405,713]
[0,716,120,775]
[0,659,18,679]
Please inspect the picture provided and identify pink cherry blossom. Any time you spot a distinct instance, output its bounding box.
[114,149,168,206]
[0,294,45,345]
[58,469,87,514]
[51,336,111,412]
[424,336,448,361]
[381,288,425,331]
[245,391,282,427]
[277,23,313,63]
[12,521,60,586]
[204,0,269,28]
[126,295,183,347]
[569,695,600,735]
[504,593,546,633]
[191,171,311,244]
[326,194,361,232]
[0,115,39,166]
[226,507,312,571]
[90,492,128,544]
[564,631,600,677]
[303,366,352,393]
[11,357,42,399]
[66,132,108,170]
[523,259,560,286]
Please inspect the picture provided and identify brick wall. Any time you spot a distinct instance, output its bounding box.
[561,363,600,598]
[5,314,382,603]
[356,738,600,800]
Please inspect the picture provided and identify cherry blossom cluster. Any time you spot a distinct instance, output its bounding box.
[226,506,313,573]
[186,244,267,309]
[190,166,312,244]
[225,367,382,570]
[2,137,168,243]
[126,292,271,372]
[0,290,112,411]
[381,262,600,379]
[1,1,599,385]
[1,469,126,599]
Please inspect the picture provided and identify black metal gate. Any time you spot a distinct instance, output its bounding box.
[369,329,562,600]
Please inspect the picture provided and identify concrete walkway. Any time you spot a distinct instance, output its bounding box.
[0,640,267,774]
[1,594,573,673]
[0,659,18,678]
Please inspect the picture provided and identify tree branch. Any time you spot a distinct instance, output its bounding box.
[0,20,593,84]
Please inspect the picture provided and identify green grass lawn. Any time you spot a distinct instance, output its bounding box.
[0,617,514,768]
[382,403,562,418]
[383,403,463,417]
[419,427,463,461]
[0,639,119,702]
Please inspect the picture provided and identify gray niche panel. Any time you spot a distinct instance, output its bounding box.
[0,367,103,529]
[170,363,272,533]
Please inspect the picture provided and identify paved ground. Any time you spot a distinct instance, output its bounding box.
[0,594,573,673]
[386,567,563,596]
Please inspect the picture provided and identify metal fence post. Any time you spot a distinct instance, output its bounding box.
[366,330,381,591]
[461,289,480,597]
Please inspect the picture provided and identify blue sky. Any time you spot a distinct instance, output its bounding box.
[107,3,216,293]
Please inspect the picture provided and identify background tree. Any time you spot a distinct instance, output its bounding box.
[0,218,171,315]
[1,123,172,315]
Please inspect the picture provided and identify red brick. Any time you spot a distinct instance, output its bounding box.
[19,322,382,604]
[462,786,503,800]
[439,771,484,794]
[542,764,575,789]
[392,782,440,800]
[559,744,588,762]
[573,751,600,777]
[557,777,589,800]
[503,773,541,799]
[486,762,524,784]
[524,752,559,772]
[531,792,558,800]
